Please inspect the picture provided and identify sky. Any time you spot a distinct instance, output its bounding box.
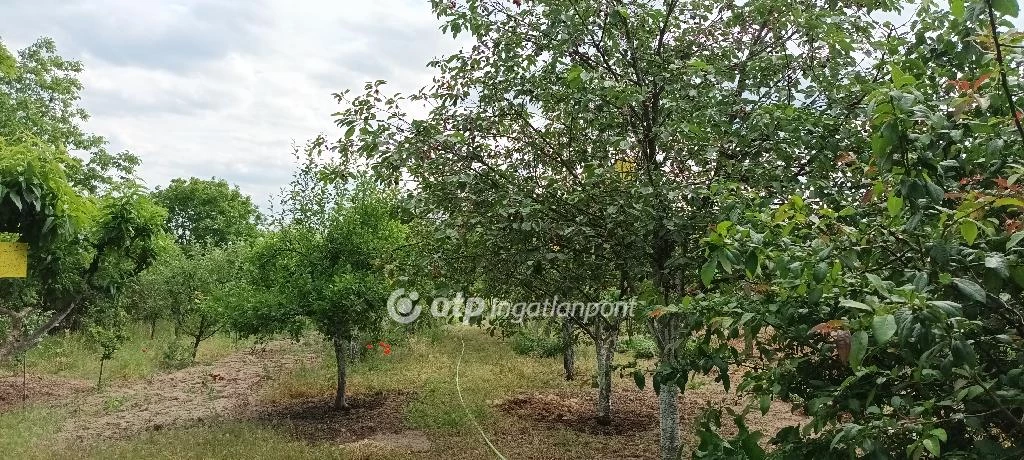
[0,0,458,208]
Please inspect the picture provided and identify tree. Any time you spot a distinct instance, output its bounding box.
[0,37,139,194]
[0,43,14,77]
[331,0,884,455]
[239,159,406,410]
[693,1,1024,458]
[86,306,129,388]
[142,245,252,360]
[152,177,262,249]
[0,139,166,361]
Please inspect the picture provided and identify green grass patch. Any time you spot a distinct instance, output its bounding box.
[0,406,62,458]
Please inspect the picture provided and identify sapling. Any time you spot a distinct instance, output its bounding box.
[87,308,129,389]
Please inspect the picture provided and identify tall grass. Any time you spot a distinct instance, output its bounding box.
[2,321,249,384]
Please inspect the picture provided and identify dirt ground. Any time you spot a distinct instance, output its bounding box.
[0,373,92,413]
[247,392,434,454]
[247,391,417,444]
[55,341,320,443]
[488,375,806,459]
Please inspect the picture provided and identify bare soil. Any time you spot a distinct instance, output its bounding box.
[497,390,658,435]
[490,372,808,459]
[245,391,416,444]
[0,373,92,413]
[57,341,319,443]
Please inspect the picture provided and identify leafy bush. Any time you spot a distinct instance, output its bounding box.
[617,335,657,360]
[159,340,192,370]
[509,330,563,358]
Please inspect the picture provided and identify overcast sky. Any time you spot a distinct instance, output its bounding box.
[0,0,457,207]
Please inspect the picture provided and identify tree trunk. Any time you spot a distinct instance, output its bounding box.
[658,382,681,460]
[190,333,202,360]
[21,356,27,405]
[97,358,106,389]
[149,317,158,340]
[562,319,575,381]
[350,340,359,357]
[594,321,617,425]
[650,315,684,460]
[332,336,349,410]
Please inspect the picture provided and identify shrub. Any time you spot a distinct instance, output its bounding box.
[617,335,657,360]
[509,329,563,358]
[159,340,192,370]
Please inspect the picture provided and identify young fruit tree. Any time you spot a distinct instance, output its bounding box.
[143,245,253,360]
[237,152,407,410]
[86,306,129,388]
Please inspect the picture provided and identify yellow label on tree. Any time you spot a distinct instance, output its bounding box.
[0,242,28,278]
[613,159,636,174]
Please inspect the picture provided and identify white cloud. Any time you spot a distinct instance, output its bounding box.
[0,0,458,207]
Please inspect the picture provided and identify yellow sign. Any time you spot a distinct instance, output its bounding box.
[614,159,637,179]
[0,242,28,278]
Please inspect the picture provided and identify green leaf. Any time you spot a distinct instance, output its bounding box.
[925,181,944,203]
[872,314,897,344]
[992,0,1019,17]
[985,253,1009,278]
[1014,266,1024,288]
[1007,232,1024,250]
[850,331,868,368]
[929,428,948,442]
[952,278,987,303]
[744,250,760,276]
[566,65,585,89]
[951,0,965,18]
[993,197,1024,208]
[716,220,733,235]
[841,299,874,312]
[952,339,978,366]
[865,273,889,294]
[718,250,734,274]
[931,242,951,265]
[923,438,941,456]
[759,394,771,415]
[887,194,904,217]
[700,260,716,287]
[8,192,22,211]
[960,220,979,245]
[632,370,645,390]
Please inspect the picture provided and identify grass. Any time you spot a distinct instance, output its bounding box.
[68,326,604,459]
[0,325,666,459]
[2,321,250,385]
[68,422,357,460]
[0,419,361,460]
[261,326,594,432]
[0,406,63,458]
